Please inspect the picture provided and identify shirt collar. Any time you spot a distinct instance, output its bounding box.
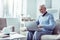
[42,12,47,17]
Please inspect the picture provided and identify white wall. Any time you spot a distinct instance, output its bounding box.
[52,0,60,19]
[45,0,52,8]
[52,0,60,9]
[27,0,37,19]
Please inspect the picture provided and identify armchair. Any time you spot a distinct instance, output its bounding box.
[0,18,15,34]
[0,18,7,30]
[41,19,60,40]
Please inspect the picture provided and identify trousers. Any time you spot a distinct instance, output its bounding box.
[27,30,52,40]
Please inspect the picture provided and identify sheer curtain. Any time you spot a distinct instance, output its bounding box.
[0,0,22,18]
[0,0,3,17]
[14,0,22,18]
[3,0,14,18]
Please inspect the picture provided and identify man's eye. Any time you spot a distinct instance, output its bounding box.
[40,9,42,10]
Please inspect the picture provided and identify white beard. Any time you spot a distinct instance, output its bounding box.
[40,13,44,16]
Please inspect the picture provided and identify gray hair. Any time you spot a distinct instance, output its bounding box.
[40,5,46,9]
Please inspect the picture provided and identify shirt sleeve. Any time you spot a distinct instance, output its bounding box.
[36,16,40,25]
[41,15,56,30]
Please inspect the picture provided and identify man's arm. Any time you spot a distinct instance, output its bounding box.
[40,15,56,30]
[36,17,40,25]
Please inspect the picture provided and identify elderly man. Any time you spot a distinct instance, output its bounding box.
[27,5,56,40]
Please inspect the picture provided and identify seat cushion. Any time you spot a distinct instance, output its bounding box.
[41,35,58,40]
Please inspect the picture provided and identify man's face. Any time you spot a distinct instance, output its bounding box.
[39,6,46,14]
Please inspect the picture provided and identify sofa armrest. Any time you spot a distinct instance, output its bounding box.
[56,35,60,40]
[41,35,58,40]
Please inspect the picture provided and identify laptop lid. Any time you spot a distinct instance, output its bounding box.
[25,21,38,31]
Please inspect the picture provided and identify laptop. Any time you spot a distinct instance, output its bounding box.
[25,21,40,31]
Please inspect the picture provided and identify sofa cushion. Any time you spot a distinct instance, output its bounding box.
[41,35,58,40]
[52,22,60,34]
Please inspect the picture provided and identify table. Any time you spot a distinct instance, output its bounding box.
[0,33,26,40]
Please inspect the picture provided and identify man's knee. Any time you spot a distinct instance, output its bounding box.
[33,31,41,40]
[27,31,34,40]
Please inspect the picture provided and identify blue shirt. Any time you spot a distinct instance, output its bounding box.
[36,12,56,32]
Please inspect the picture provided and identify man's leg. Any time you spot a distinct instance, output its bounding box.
[33,31,52,40]
[27,31,35,40]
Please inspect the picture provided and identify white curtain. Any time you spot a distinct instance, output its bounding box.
[14,0,22,18]
[0,0,22,18]
[0,0,3,17]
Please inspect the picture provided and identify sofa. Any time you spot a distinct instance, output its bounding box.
[0,18,7,30]
[0,18,15,34]
[41,19,60,40]
[0,18,20,33]
[25,20,60,40]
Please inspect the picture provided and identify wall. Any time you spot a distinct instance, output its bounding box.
[52,0,60,9]
[45,0,52,8]
[27,0,37,19]
[52,0,60,19]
